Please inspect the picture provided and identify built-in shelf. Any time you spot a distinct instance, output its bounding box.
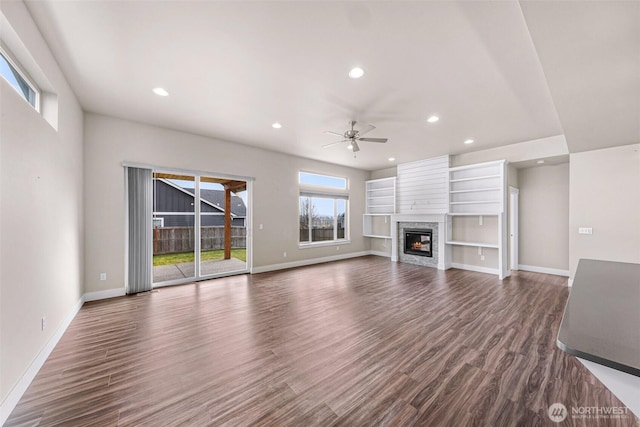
[449,174,501,183]
[363,234,392,239]
[447,213,499,216]
[449,200,499,205]
[449,187,501,194]
[446,160,508,279]
[364,177,396,239]
[445,240,499,249]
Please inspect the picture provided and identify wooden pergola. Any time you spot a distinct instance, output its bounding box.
[154,173,246,260]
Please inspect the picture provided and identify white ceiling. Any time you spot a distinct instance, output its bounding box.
[24,1,639,171]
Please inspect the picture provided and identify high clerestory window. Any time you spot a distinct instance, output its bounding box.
[0,46,39,110]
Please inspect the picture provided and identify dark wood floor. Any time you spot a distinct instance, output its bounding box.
[6,257,638,426]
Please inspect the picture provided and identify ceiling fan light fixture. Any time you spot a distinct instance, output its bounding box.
[347,143,353,150]
[427,115,439,123]
[348,67,365,79]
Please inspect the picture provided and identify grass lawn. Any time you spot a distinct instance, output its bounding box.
[153,248,246,266]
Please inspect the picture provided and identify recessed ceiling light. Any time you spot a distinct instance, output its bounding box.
[427,116,439,123]
[537,160,545,164]
[464,139,474,144]
[152,87,169,97]
[271,122,282,129]
[388,157,396,162]
[348,67,364,79]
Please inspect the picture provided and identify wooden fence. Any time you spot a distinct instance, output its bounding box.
[154,226,246,255]
[299,228,345,242]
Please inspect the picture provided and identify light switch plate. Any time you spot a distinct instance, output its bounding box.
[578,227,593,235]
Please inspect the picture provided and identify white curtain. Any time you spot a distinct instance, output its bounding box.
[127,167,153,294]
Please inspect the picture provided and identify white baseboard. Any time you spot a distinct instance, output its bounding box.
[0,287,128,424]
[518,264,570,277]
[251,251,371,274]
[84,287,126,301]
[568,278,574,287]
[369,250,391,258]
[0,295,85,425]
[450,262,499,276]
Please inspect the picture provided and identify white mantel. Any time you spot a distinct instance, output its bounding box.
[391,214,451,270]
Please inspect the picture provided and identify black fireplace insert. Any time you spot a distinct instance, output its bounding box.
[404,229,433,257]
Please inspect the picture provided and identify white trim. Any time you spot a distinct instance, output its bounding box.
[299,240,351,249]
[251,251,370,274]
[450,262,499,276]
[518,264,570,277]
[568,278,574,287]
[0,295,85,425]
[84,287,126,302]
[369,250,391,258]
[122,162,255,182]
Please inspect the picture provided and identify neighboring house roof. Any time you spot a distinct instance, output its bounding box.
[154,179,247,217]
[184,187,247,217]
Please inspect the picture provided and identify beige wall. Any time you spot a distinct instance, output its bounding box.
[83,114,369,294]
[518,163,569,271]
[370,166,397,180]
[569,144,640,279]
[0,2,84,404]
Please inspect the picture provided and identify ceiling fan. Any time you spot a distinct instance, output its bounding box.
[323,120,388,153]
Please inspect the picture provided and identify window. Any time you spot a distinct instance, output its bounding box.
[299,172,349,245]
[299,171,347,189]
[0,47,39,110]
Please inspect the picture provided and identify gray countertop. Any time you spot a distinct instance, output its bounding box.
[557,259,640,377]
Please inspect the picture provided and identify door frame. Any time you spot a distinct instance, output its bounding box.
[509,186,519,271]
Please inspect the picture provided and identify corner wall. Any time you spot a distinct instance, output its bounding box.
[0,0,84,409]
[83,113,370,294]
[569,144,640,279]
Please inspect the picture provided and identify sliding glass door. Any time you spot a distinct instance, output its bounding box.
[152,172,249,286]
[152,173,196,284]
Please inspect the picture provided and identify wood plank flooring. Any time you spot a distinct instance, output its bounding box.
[6,256,638,426]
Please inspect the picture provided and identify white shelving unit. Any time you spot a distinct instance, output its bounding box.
[446,160,508,279]
[363,177,396,238]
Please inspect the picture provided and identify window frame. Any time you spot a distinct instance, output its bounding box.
[0,44,40,112]
[298,171,350,247]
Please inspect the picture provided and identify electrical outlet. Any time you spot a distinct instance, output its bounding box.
[259,223,263,230]
[283,251,287,258]
[99,273,107,281]
[336,246,340,251]
[41,317,46,331]
[578,227,593,235]
[480,255,485,261]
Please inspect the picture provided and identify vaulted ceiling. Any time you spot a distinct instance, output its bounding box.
[24,1,640,170]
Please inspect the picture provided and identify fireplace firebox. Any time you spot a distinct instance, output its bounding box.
[404,229,433,257]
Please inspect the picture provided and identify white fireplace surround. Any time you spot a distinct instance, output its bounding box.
[391,214,451,270]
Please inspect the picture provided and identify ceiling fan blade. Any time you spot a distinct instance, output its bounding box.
[322,140,347,148]
[357,123,376,136]
[324,131,344,137]
[358,137,388,143]
[351,141,360,152]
